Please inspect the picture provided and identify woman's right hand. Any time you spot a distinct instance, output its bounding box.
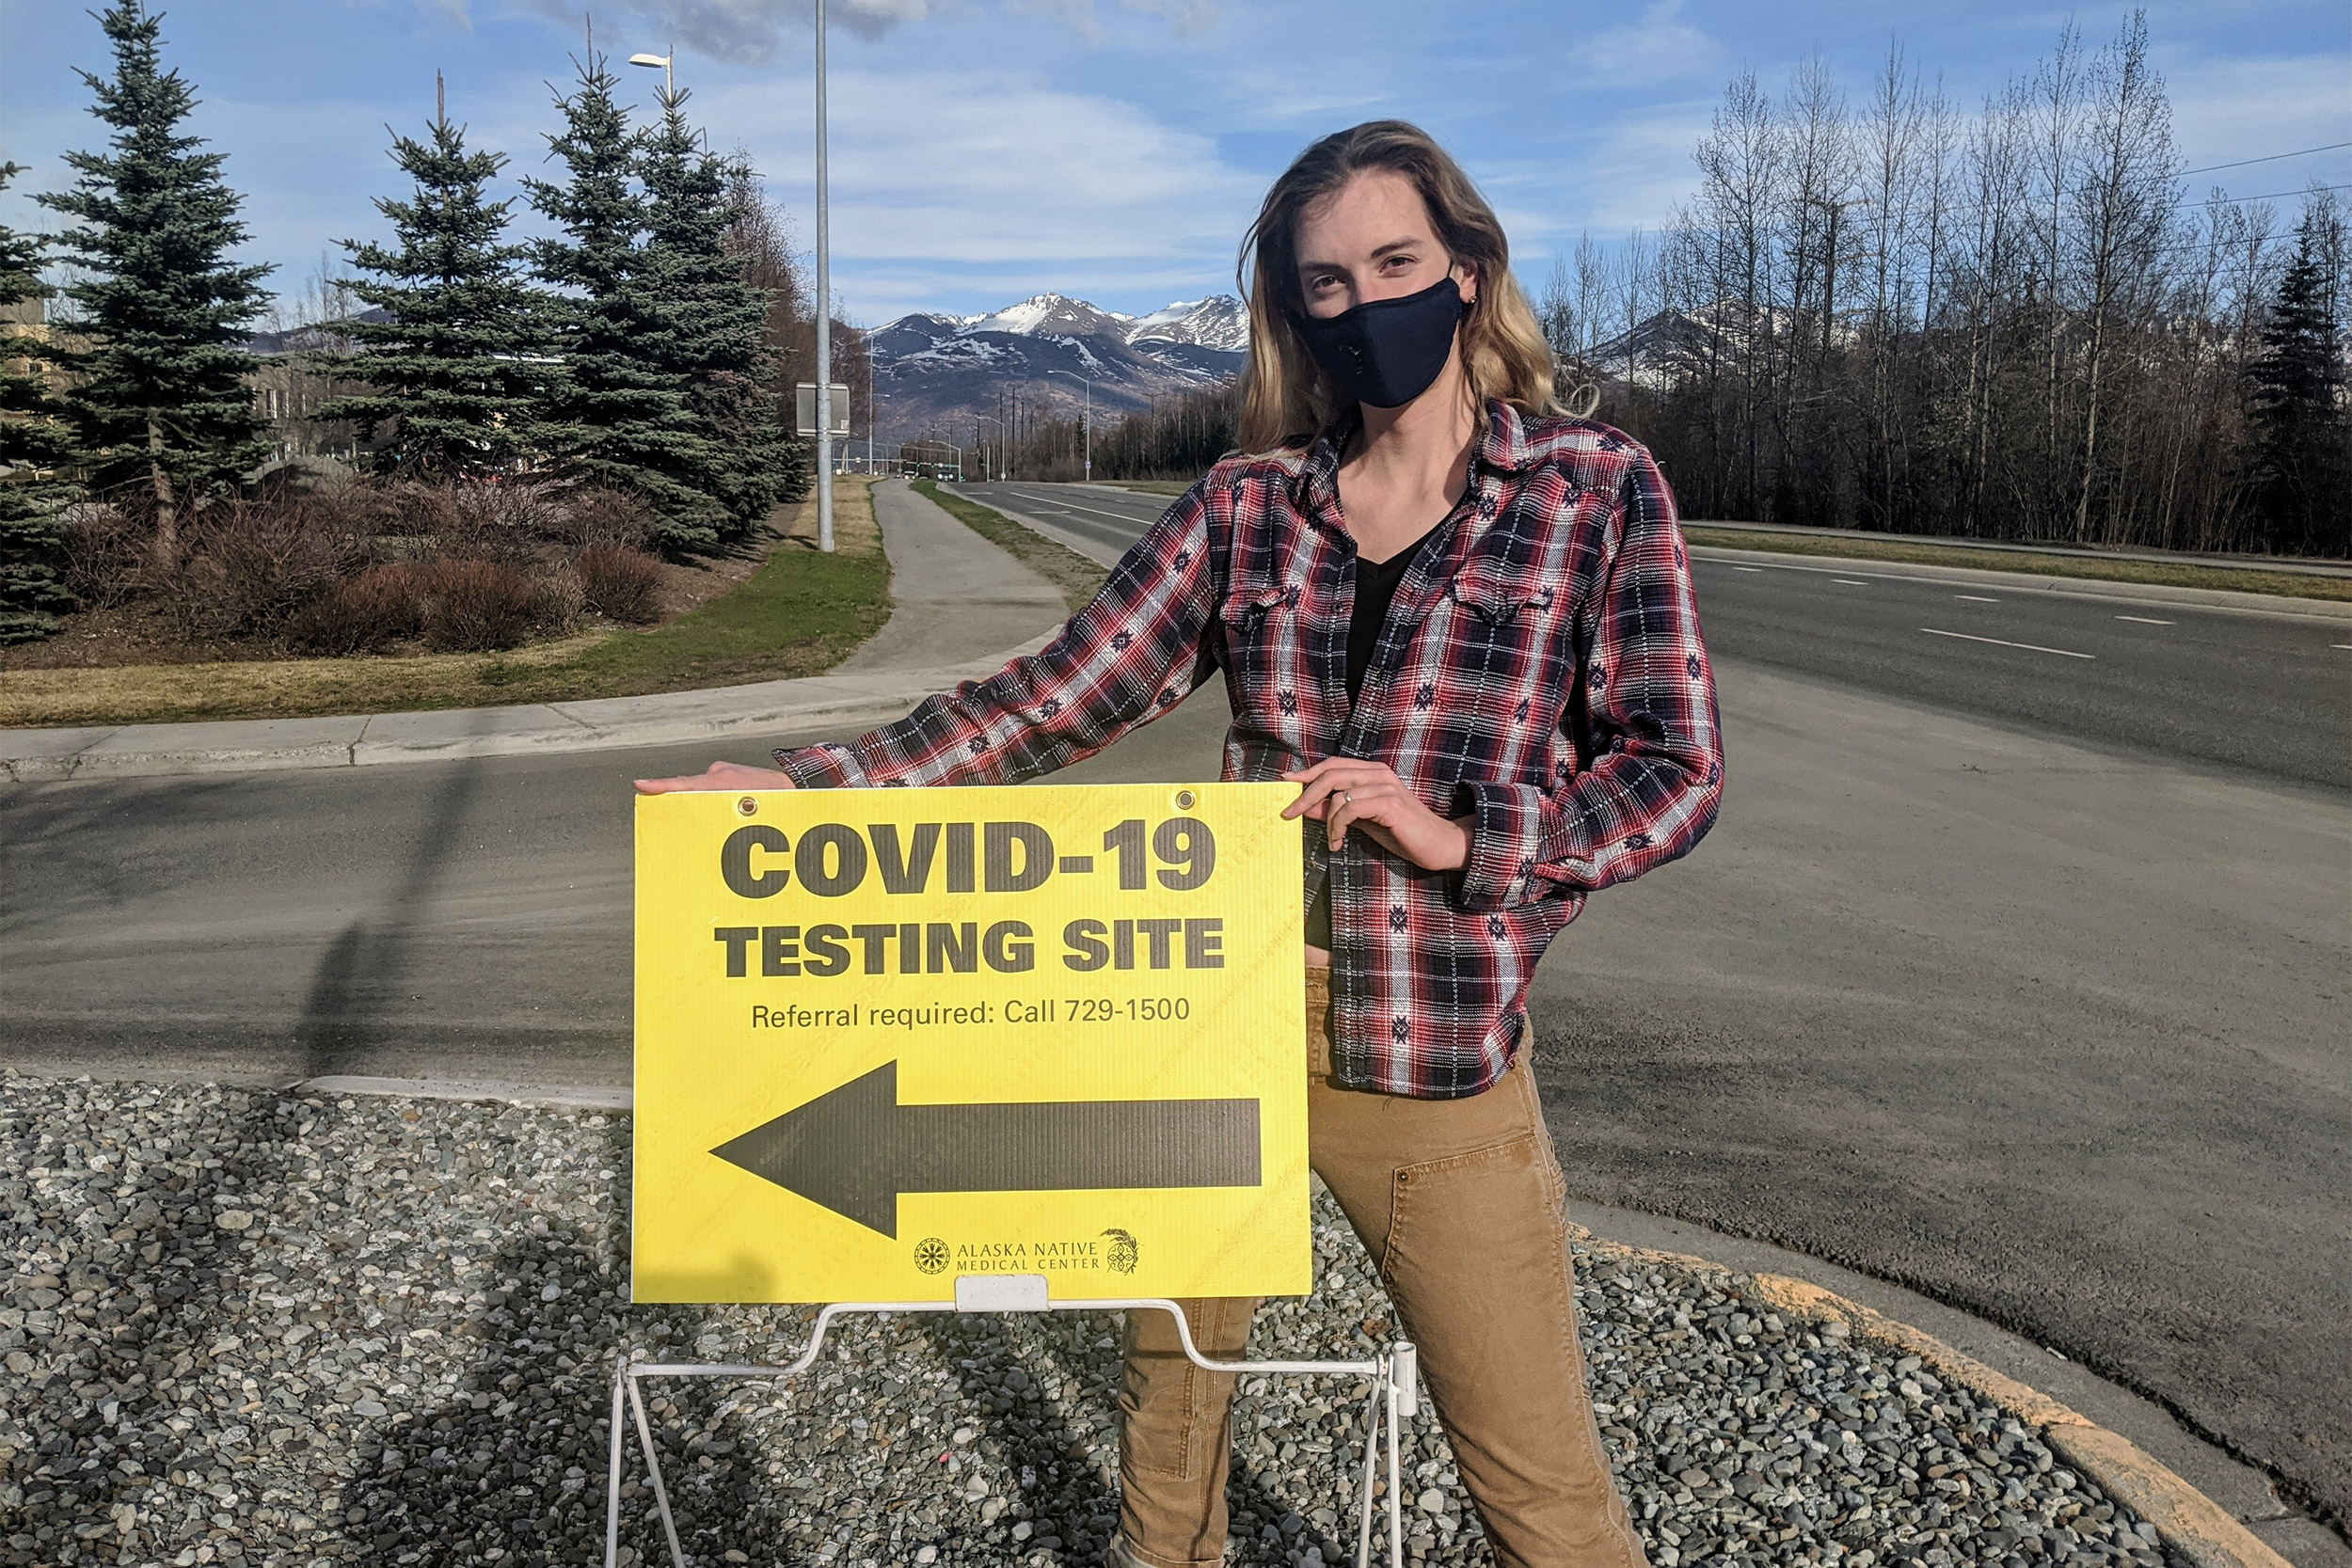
[632,761,799,794]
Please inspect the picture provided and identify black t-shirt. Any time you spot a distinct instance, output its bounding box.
[1305,521,1445,950]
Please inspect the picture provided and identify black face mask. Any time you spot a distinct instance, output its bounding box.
[1291,275,1468,409]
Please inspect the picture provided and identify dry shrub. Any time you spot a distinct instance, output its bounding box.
[59,503,147,610]
[175,496,368,636]
[367,480,561,567]
[57,478,594,657]
[576,544,664,623]
[554,486,658,552]
[417,558,542,652]
[531,566,585,635]
[285,563,429,656]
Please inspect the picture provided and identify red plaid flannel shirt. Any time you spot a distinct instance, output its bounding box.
[775,400,1724,1098]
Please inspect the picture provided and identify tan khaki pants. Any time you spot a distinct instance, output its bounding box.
[1115,968,1649,1568]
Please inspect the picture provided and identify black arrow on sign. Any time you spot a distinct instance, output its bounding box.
[709,1060,1262,1238]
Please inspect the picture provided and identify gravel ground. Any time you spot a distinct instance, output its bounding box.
[0,1072,2176,1568]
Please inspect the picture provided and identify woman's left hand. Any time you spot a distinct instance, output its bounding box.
[1281,758,1473,872]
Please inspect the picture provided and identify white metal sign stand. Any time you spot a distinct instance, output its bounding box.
[603,1274,1419,1568]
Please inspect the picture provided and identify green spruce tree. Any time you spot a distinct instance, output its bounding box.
[319,77,549,480]
[2247,211,2350,556]
[0,165,81,643]
[526,47,723,550]
[638,91,803,540]
[38,0,273,566]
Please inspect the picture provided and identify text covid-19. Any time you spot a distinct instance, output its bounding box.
[709,816,1232,977]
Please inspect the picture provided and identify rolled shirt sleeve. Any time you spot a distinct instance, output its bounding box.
[1451,447,1724,911]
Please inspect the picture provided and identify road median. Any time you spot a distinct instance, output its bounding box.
[0,1065,2281,1568]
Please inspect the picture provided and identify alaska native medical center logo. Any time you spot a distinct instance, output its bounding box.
[1101,1227,1137,1275]
[910,1230,1138,1276]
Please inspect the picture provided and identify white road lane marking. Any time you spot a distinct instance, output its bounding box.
[1687,551,2347,626]
[1955,594,2000,603]
[1919,627,2095,659]
[1002,489,1164,528]
[1731,565,1765,573]
[2334,644,2352,650]
[1834,578,1869,585]
[2114,615,2173,625]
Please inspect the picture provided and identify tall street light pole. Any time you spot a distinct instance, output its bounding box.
[1046,368,1091,482]
[977,415,1006,483]
[813,0,834,551]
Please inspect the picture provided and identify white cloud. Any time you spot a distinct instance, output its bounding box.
[516,0,934,62]
[1478,100,1715,253]
[696,65,1263,314]
[1118,0,1220,38]
[1578,0,1727,89]
[1006,0,1220,41]
[509,0,1213,62]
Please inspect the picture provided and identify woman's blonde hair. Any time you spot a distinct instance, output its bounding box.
[1235,119,1572,455]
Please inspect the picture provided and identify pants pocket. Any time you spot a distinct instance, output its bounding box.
[1377,1131,1549,1286]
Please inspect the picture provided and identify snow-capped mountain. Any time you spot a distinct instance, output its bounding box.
[960,293,1138,341]
[868,292,1247,441]
[1123,295,1248,352]
[948,293,1249,353]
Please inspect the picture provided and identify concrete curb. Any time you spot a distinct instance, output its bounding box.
[0,637,1047,786]
[290,1074,632,1112]
[1572,1228,2295,1568]
[1687,545,2352,621]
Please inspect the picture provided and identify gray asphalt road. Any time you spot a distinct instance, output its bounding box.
[963,481,2352,791]
[4,486,2347,1540]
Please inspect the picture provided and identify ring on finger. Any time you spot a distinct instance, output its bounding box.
[1343,790,1353,806]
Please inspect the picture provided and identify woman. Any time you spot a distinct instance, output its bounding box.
[638,119,1722,1568]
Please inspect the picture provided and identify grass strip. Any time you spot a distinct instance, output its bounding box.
[911,479,1111,612]
[1682,526,2351,602]
[932,471,2346,603]
[1,480,892,729]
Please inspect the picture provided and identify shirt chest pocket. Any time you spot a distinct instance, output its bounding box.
[1215,583,1305,699]
[1443,571,1556,635]
[1428,569,1565,694]
[1217,583,1291,633]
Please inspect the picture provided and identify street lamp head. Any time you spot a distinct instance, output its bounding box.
[628,51,675,93]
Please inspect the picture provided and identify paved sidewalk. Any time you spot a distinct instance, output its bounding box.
[841,477,1067,672]
[0,479,1069,785]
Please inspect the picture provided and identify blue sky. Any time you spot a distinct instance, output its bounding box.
[3,0,2346,327]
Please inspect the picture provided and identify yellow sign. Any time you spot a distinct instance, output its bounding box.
[632,782,1310,1304]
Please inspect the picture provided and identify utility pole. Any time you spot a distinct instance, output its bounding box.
[1047,368,1091,481]
[814,0,834,550]
[977,415,1006,482]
